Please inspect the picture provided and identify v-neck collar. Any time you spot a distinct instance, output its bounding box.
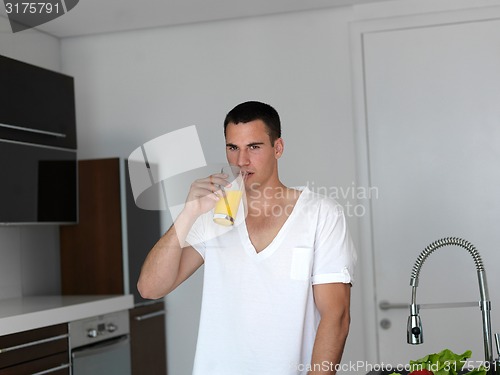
[236,186,308,260]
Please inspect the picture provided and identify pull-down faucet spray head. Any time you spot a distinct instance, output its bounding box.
[407,300,423,344]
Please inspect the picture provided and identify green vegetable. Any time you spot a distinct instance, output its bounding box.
[391,348,488,375]
[409,348,471,375]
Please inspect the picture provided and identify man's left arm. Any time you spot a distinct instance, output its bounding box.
[309,282,352,375]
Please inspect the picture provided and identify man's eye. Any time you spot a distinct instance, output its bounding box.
[249,145,260,150]
[227,146,237,151]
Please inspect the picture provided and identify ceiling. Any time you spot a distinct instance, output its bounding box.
[1,0,390,38]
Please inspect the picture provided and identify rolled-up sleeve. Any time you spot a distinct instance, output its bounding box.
[311,199,357,285]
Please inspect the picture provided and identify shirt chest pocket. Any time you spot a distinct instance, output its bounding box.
[289,247,314,281]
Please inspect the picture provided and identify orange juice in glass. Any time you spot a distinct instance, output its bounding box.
[213,166,244,226]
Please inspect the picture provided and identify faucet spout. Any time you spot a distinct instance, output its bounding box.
[407,237,494,370]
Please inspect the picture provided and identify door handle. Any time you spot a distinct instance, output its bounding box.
[379,300,479,310]
[379,301,408,310]
[71,335,130,359]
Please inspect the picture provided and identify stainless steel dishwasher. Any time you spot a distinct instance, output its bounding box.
[69,310,131,375]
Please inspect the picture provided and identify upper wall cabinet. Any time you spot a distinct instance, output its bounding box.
[0,54,76,149]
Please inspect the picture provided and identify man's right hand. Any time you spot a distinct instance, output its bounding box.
[183,173,229,217]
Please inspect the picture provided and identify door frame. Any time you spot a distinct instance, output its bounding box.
[348,0,500,365]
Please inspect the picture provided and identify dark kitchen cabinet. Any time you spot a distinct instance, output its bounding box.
[0,55,77,150]
[60,158,167,375]
[0,324,70,374]
[130,302,167,375]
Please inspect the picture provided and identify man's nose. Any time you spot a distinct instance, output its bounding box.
[237,149,250,167]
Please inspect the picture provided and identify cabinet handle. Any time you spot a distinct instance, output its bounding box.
[134,310,166,321]
[0,122,66,138]
[0,333,68,354]
[33,363,70,375]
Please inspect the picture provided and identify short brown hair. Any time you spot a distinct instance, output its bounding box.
[223,101,281,145]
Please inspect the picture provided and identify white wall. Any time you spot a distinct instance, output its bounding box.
[0,16,60,71]
[0,16,62,300]
[60,7,364,374]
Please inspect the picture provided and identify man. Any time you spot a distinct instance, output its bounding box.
[137,101,357,375]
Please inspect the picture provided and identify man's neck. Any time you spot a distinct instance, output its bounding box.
[246,187,303,223]
[246,181,287,202]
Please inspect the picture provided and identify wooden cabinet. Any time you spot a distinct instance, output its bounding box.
[60,158,124,295]
[130,302,167,375]
[59,157,162,302]
[59,158,166,375]
[0,324,70,374]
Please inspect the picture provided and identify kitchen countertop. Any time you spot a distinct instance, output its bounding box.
[0,295,134,336]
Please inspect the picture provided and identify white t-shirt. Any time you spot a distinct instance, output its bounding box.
[186,187,357,375]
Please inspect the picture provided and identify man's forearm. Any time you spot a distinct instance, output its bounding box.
[308,314,350,375]
[136,209,197,299]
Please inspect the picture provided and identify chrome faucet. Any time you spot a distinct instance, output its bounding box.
[407,237,497,373]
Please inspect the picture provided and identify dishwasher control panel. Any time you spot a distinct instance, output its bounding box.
[69,310,130,349]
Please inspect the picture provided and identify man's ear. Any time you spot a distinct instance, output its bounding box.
[274,138,284,159]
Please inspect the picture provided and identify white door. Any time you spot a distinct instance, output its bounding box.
[357,14,500,366]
